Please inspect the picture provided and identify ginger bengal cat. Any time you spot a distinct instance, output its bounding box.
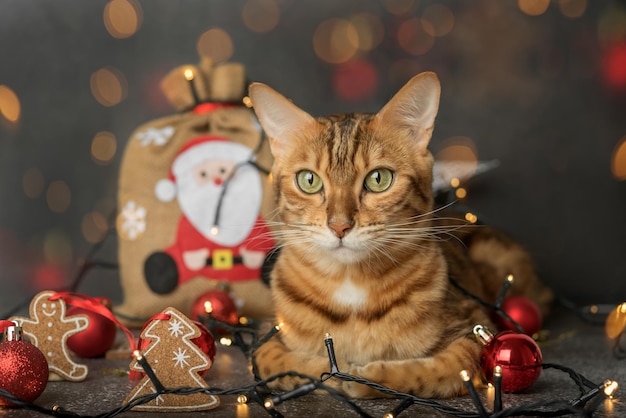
[248,72,553,398]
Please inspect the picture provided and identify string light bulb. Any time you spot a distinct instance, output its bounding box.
[210,225,219,236]
[219,337,232,347]
[237,394,249,404]
[604,380,619,399]
[204,301,213,314]
[183,68,194,81]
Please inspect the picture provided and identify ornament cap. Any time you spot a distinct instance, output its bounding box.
[473,324,494,346]
[4,324,22,342]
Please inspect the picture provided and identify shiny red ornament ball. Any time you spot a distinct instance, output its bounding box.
[496,296,543,336]
[190,289,239,330]
[66,306,117,358]
[0,339,49,406]
[476,325,542,393]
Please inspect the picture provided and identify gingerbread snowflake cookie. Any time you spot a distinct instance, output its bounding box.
[10,290,89,381]
[124,307,219,411]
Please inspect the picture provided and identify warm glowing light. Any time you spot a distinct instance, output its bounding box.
[0,85,21,123]
[506,274,515,284]
[264,399,274,409]
[397,18,434,56]
[557,0,587,18]
[383,0,415,15]
[82,211,109,244]
[103,0,142,39]
[211,225,219,236]
[23,167,45,198]
[184,68,194,81]
[450,178,460,188]
[90,67,127,107]
[611,136,626,180]
[383,413,394,418]
[276,322,284,330]
[494,365,503,377]
[350,13,384,52]
[422,4,455,37]
[242,96,253,108]
[43,229,73,264]
[204,301,214,314]
[332,58,379,102]
[455,188,467,199]
[219,337,232,346]
[47,180,71,213]
[604,380,619,398]
[518,0,550,16]
[239,316,249,325]
[435,137,479,181]
[464,212,478,224]
[242,0,280,33]
[590,305,599,314]
[313,18,359,64]
[459,370,471,382]
[606,302,626,339]
[91,131,117,165]
[197,28,234,63]
[132,350,143,360]
[237,394,249,404]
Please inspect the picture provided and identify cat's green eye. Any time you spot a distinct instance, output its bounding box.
[364,168,394,193]
[296,170,323,194]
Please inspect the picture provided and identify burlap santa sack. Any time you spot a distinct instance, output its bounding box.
[114,58,275,327]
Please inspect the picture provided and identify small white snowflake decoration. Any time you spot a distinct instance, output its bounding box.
[117,200,147,240]
[135,126,175,147]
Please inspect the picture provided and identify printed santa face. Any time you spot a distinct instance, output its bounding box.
[157,136,263,247]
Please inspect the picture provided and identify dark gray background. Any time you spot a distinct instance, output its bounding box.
[1,0,625,316]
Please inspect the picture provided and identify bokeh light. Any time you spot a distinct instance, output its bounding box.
[422,4,455,37]
[82,211,109,243]
[103,0,143,39]
[23,167,45,199]
[313,18,359,64]
[242,0,280,33]
[90,66,128,107]
[197,28,234,63]
[47,180,71,213]
[605,302,626,339]
[350,13,384,52]
[397,18,435,56]
[91,131,117,165]
[435,136,479,174]
[603,43,626,90]
[557,0,586,18]
[518,0,550,16]
[332,58,378,102]
[43,229,73,265]
[34,263,67,290]
[611,136,626,180]
[0,85,21,123]
[383,0,415,16]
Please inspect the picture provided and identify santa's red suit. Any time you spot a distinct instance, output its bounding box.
[165,214,274,284]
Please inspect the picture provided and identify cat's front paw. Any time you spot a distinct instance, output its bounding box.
[338,363,389,399]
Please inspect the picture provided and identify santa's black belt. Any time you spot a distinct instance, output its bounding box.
[205,249,243,269]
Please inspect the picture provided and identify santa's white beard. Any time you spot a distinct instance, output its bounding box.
[176,165,262,246]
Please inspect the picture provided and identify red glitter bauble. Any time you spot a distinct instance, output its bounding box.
[192,320,217,363]
[0,340,49,406]
[190,290,239,330]
[66,306,117,358]
[476,325,542,393]
[496,296,543,336]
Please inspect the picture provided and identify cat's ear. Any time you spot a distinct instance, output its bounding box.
[374,72,441,152]
[248,82,316,159]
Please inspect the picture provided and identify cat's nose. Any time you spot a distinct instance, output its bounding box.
[328,222,352,238]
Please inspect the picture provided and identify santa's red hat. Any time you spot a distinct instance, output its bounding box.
[155,135,253,202]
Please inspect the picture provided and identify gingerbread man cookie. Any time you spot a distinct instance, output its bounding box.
[10,290,89,381]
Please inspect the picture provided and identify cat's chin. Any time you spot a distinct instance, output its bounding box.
[328,245,364,264]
